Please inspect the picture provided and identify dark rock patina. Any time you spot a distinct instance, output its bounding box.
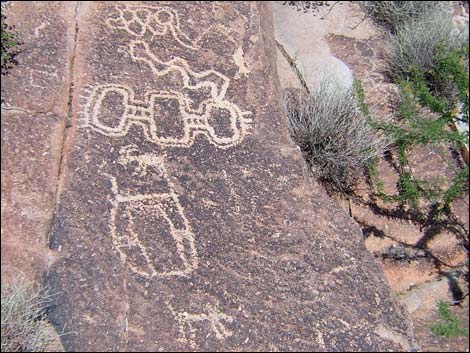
[40,2,417,351]
[1,1,75,283]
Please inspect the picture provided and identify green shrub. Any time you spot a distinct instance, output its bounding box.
[1,7,19,73]
[429,300,469,338]
[285,81,389,192]
[353,3,469,213]
[356,78,469,208]
[443,166,470,206]
[1,281,56,352]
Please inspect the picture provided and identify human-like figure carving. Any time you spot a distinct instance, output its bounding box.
[104,145,198,278]
[168,301,234,348]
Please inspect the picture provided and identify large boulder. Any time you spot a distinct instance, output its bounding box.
[1,1,418,351]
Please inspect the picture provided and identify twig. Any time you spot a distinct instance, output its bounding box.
[320,1,340,20]
[275,40,311,94]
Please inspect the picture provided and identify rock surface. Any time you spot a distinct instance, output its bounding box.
[324,8,469,296]
[1,1,76,284]
[272,2,378,91]
[3,1,418,351]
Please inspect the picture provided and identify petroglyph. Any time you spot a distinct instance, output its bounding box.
[232,46,251,78]
[168,301,234,348]
[129,40,229,102]
[28,65,60,89]
[34,22,47,37]
[103,145,198,278]
[106,4,238,51]
[107,3,199,50]
[81,4,252,149]
[82,82,252,149]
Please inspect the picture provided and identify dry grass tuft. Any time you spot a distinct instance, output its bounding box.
[284,81,389,193]
[1,280,57,352]
[386,9,468,82]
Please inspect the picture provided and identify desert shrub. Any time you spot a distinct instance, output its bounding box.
[364,78,469,208]
[359,1,451,33]
[386,9,468,82]
[285,80,388,192]
[1,6,19,73]
[443,166,470,206]
[429,300,469,338]
[363,1,469,209]
[1,281,56,352]
[372,5,469,208]
[427,44,469,120]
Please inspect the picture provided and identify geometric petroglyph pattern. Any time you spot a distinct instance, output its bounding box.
[106,3,239,51]
[106,3,200,50]
[82,4,252,149]
[168,301,234,349]
[103,145,198,278]
[83,81,252,149]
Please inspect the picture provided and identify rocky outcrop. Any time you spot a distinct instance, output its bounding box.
[1,1,76,284]
[2,2,417,351]
[272,2,379,92]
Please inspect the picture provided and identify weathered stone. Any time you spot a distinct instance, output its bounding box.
[399,278,453,315]
[42,2,417,351]
[1,1,76,284]
[272,2,378,92]
[1,1,75,114]
[1,111,61,281]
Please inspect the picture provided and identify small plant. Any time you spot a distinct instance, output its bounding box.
[429,300,469,338]
[354,75,469,209]
[1,6,19,73]
[443,166,470,206]
[359,1,451,33]
[386,9,468,83]
[355,3,470,210]
[1,280,56,352]
[285,80,388,193]
[374,2,469,209]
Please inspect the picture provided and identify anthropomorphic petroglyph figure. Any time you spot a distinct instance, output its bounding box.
[168,301,234,349]
[103,145,198,278]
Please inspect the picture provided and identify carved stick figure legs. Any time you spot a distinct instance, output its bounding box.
[103,153,198,278]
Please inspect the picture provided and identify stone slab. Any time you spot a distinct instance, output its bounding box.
[1,1,76,283]
[272,2,377,91]
[1,1,75,115]
[46,2,417,351]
